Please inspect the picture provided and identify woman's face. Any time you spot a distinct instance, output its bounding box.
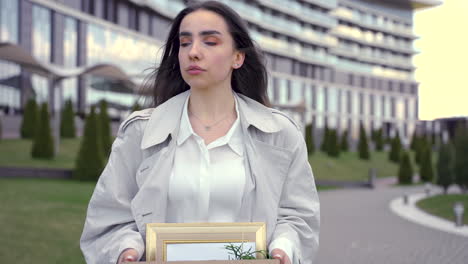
[178,9,244,90]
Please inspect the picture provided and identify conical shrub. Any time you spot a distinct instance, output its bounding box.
[60,99,76,138]
[99,100,112,157]
[320,124,329,153]
[454,123,468,192]
[375,128,384,151]
[436,142,454,194]
[419,144,434,183]
[0,116,3,141]
[31,102,54,159]
[327,129,340,158]
[398,151,413,185]
[20,98,38,139]
[305,123,315,155]
[131,102,142,112]
[340,130,349,152]
[389,132,402,163]
[415,137,427,165]
[410,131,418,151]
[74,106,105,181]
[358,122,370,160]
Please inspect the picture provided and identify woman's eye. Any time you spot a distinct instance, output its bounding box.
[205,42,217,46]
[180,42,191,47]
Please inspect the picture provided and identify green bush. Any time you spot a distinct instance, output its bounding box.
[74,106,105,181]
[419,144,434,183]
[320,124,329,153]
[60,99,76,138]
[436,142,454,194]
[20,99,38,139]
[131,102,142,112]
[340,130,349,152]
[327,129,340,158]
[99,100,112,157]
[398,151,413,185]
[389,132,402,163]
[358,123,370,160]
[410,131,419,151]
[305,123,315,155]
[375,128,384,152]
[0,115,2,141]
[31,103,54,159]
[454,123,468,192]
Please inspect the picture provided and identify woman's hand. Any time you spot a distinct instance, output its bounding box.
[117,248,139,263]
[271,248,291,264]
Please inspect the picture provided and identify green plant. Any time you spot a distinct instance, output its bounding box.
[454,123,468,192]
[358,123,370,160]
[20,98,38,139]
[398,151,413,185]
[31,103,54,159]
[131,102,142,112]
[340,130,349,152]
[60,99,76,138]
[436,142,454,194]
[375,128,384,152]
[389,132,402,163]
[320,124,329,153]
[419,144,434,183]
[74,106,104,181]
[327,129,340,158]
[305,123,315,155]
[224,243,270,260]
[99,100,112,157]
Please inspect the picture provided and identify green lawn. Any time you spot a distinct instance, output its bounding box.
[417,194,468,225]
[0,178,95,263]
[0,138,81,169]
[309,150,399,182]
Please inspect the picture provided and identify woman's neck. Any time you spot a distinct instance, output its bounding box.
[188,86,236,121]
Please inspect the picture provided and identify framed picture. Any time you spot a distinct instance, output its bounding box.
[146,222,267,262]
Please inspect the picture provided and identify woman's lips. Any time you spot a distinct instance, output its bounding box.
[187,69,205,75]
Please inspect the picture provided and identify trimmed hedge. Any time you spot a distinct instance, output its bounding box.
[340,130,349,152]
[436,142,454,194]
[305,123,315,155]
[31,103,54,159]
[358,123,370,160]
[398,151,413,185]
[60,99,76,138]
[454,123,468,192]
[20,98,38,139]
[99,100,112,157]
[74,106,105,181]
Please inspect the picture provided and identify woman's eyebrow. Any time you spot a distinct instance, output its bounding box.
[179,30,222,37]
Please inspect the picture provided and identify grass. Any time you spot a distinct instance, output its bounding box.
[417,194,468,225]
[0,138,81,169]
[309,150,399,182]
[0,178,95,264]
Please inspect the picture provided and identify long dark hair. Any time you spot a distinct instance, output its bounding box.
[147,1,269,107]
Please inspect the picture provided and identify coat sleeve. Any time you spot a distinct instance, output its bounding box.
[271,131,320,264]
[80,120,145,264]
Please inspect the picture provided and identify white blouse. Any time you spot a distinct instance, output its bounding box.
[166,94,294,262]
[167,95,246,223]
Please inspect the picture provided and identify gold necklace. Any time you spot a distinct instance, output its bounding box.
[189,110,231,131]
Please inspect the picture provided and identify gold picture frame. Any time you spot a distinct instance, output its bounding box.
[146,222,267,262]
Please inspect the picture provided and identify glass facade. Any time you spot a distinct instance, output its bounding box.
[0,0,20,109]
[62,16,78,105]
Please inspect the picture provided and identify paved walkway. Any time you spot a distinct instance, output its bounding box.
[316,184,468,264]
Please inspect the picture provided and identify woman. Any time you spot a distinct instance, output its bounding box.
[80,1,320,264]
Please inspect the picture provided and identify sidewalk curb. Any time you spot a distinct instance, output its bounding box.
[389,192,468,237]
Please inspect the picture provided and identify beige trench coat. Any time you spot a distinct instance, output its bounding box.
[80,91,320,264]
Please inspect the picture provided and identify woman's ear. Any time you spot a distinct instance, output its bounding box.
[233,51,245,69]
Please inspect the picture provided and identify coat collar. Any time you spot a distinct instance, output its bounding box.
[141,90,282,149]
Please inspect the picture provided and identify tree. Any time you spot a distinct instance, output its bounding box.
[31,102,54,159]
[415,136,427,165]
[131,102,142,112]
[419,144,434,183]
[340,130,349,152]
[375,128,384,151]
[454,123,468,192]
[305,123,315,155]
[99,100,112,157]
[398,151,413,185]
[74,106,105,181]
[410,131,419,151]
[320,124,329,153]
[358,122,370,160]
[389,131,402,163]
[20,98,38,139]
[436,142,454,194]
[327,129,340,158]
[0,115,2,141]
[60,99,76,138]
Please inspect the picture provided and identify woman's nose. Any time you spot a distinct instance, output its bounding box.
[188,41,201,60]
